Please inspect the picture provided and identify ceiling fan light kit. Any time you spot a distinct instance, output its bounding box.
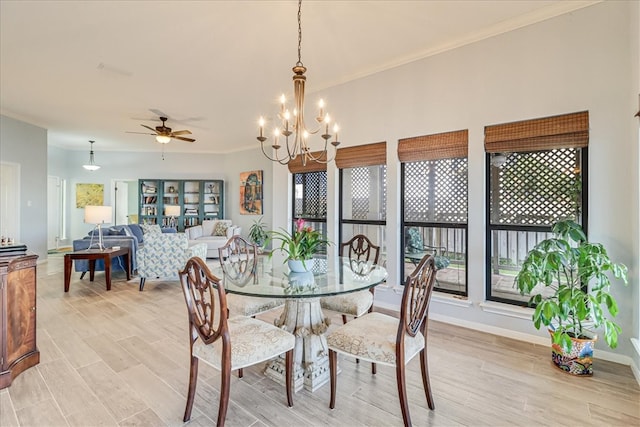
[128,116,195,144]
[257,0,340,166]
[82,140,101,171]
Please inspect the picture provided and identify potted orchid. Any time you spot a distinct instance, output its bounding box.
[268,218,329,272]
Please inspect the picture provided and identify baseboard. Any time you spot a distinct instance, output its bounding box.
[375,299,636,376]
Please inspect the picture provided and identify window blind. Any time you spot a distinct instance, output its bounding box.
[398,129,468,162]
[335,142,387,169]
[485,111,589,153]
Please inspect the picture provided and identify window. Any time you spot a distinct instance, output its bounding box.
[337,142,387,265]
[485,111,589,305]
[399,130,468,294]
[289,152,328,253]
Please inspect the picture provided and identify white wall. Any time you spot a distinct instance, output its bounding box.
[630,0,640,378]
[0,115,48,258]
[221,148,276,247]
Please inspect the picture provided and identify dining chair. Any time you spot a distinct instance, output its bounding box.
[320,234,381,372]
[218,235,285,378]
[326,254,437,427]
[218,235,284,318]
[179,257,294,426]
[320,234,380,322]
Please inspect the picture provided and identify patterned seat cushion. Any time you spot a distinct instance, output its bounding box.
[326,312,424,367]
[227,294,284,317]
[320,290,373,317]
[193,316,295,370]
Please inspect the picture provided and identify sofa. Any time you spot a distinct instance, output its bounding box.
[184,219,241,258]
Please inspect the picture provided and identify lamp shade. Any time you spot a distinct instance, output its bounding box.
[84,205,112,225]
[165,205,181,216]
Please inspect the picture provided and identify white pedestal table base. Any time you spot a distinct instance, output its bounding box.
[264,297,333,392]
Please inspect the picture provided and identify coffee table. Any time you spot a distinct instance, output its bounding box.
[64,247,131,292]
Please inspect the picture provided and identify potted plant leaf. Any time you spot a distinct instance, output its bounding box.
[268,218,329,272]
[515,219,628,375]
[248,217,269,252]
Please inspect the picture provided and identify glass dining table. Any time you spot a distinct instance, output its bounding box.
[209,256,388,392]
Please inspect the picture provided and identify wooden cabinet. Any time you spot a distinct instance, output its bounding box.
[138,179,224,231]
[0,253,39,389]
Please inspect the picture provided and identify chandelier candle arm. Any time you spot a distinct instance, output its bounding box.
[256,0,340,166]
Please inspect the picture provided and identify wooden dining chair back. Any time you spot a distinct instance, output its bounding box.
[180,257,294,426]
[217,235,284,322]
[218,235,258,286]
[321,234,381,322]
[341,234,381,275]
[327,254,437,427]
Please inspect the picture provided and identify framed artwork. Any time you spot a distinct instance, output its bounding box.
[240,170,263,215]
[76,183,104,208]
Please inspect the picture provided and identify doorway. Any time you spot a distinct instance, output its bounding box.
[47,175,64,249]
[112,179,139,225]
[0,162,20,242]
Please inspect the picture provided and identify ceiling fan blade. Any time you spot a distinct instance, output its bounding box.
[126,131,156,135]
[141,124,158,133]
[149,108,169,118]
[173,136,196,142]
[171,130,192,136]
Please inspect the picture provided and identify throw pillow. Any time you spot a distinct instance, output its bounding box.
[213,221,228,236]
[140,223,162,235]
[108,226,127,236]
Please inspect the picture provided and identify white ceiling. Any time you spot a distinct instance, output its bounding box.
[0,0,598,154]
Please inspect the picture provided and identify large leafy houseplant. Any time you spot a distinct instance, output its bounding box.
[248,217,269,249]
[268,219,329,261]
[515,219,628,354]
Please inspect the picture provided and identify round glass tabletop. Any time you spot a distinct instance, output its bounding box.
[210,256,387,299]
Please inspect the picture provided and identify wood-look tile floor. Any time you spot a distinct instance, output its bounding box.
[1,256,639,426]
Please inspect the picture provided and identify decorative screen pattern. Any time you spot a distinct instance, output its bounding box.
[404,158,468,223]
[490,149,581,226]
[347,166,387,221]
[351,167,370,220]
[294,171,327,219]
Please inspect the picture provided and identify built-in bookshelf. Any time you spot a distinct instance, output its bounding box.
[138,179,224,231]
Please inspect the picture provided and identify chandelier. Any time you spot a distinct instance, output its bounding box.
[257,0,340,166]
[82,140,101,171]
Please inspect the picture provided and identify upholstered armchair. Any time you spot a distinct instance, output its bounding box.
[137,232,207,291]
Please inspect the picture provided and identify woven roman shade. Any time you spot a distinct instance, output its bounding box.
[287,151,328,173]
[335,142,387,169]
[485,111,589,153]
[398,129,468,162]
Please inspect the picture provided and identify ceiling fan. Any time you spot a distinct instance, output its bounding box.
[128,117,195,143]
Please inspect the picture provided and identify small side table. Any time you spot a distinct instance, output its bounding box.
[64,247,131,292]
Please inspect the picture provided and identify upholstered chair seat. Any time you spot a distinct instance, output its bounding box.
[319,290,373,318]
[193,315,294,370]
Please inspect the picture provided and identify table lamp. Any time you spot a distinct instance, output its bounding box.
[165,205,180,228]
[84,205,112,250]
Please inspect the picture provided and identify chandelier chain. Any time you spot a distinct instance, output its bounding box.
[297,0,303,67]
